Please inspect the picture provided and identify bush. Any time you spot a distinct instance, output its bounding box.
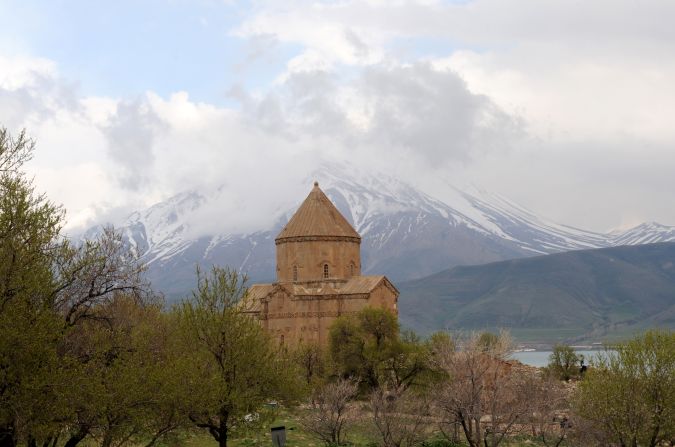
[573,330,674,447]
[544,344,582,381]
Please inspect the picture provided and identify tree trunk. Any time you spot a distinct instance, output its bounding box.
[648,424,660,447]
[0,423,15,447]
[219,408,229,447]
[468,419,481,447]
[40,436,58,447]
[62,426,88,447]
[100,431,114,447]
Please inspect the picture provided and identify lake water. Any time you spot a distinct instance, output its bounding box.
[511,350,609,367]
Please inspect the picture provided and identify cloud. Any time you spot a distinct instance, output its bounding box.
[227,0,675,231]
[456,137,675,231]
[357,64,524,164]
[0,55,80,130]
[235,33,280,71]
[233,2,387,68]
[433,46,675,144]
[237,0,675,144]
[239,63,524,168]
[0,56,159,231]
[7,57,519,235]
[102,98,166,190]
[3,0,675,234]
[237,0,675,51]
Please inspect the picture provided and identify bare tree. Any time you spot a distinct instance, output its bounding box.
[565,413,613,447]
[524,375,571,447]
[300,379,358,446]
[52,227,155,326]
[370,387,430,447]
[432,331,530,447]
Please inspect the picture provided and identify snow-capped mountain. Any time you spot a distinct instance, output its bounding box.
[608,222,675,246]
[84,164,675,298]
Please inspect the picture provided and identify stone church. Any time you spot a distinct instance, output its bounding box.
[243,182,399,346]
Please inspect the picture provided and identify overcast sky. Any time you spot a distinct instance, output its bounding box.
[1,0,674,234]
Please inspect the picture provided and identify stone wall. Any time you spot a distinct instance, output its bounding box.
[262,283,397,346]
[276,238,361,282]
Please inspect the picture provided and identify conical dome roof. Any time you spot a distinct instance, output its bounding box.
[276,182,360,243]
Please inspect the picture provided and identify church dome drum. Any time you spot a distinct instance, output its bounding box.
[275,182,361,282]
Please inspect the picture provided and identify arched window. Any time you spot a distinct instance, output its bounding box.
[349,263,354,277]
[323,264,329,279]
[293,265,298,281]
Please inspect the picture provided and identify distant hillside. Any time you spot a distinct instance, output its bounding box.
[398,242,675,343]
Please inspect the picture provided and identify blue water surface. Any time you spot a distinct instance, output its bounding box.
[511,350,610,367]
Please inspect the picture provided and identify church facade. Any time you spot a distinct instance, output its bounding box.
[243,182,399,346]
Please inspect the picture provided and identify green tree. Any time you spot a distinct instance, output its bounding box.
[0,129,68,447]
[177,266,300,447]
[0,129,33,174]
[358,307,399,348]
[329,316,367,380]
[0,295,64,446]
[384,330,440,392]
[427,331,455,355]
[329,308,398,390]
[477,332,499,352]
[544,344,581,381]
[58,295,191,447]
[293,342,328,390]
[0,130,63,312]
[574,330,675,447]
[329,308,436,393]
[0,127,153,447]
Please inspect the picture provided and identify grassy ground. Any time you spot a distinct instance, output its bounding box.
[144,406,563,447]
[234,407,378,447]
[148,407,378,447]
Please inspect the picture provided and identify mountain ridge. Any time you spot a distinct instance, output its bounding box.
[82,164,675,298]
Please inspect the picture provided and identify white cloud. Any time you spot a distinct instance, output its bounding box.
[233,3,389,70]
[238,63,524,168]
[237,0,675,144]
[2,51,520,234]
[433,46,675,144]
[230,0,675,230]
[30,162,116,231]
[102,97,166,190]
[3,0,675,234]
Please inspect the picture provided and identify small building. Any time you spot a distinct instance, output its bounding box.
[243,182,399,346]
